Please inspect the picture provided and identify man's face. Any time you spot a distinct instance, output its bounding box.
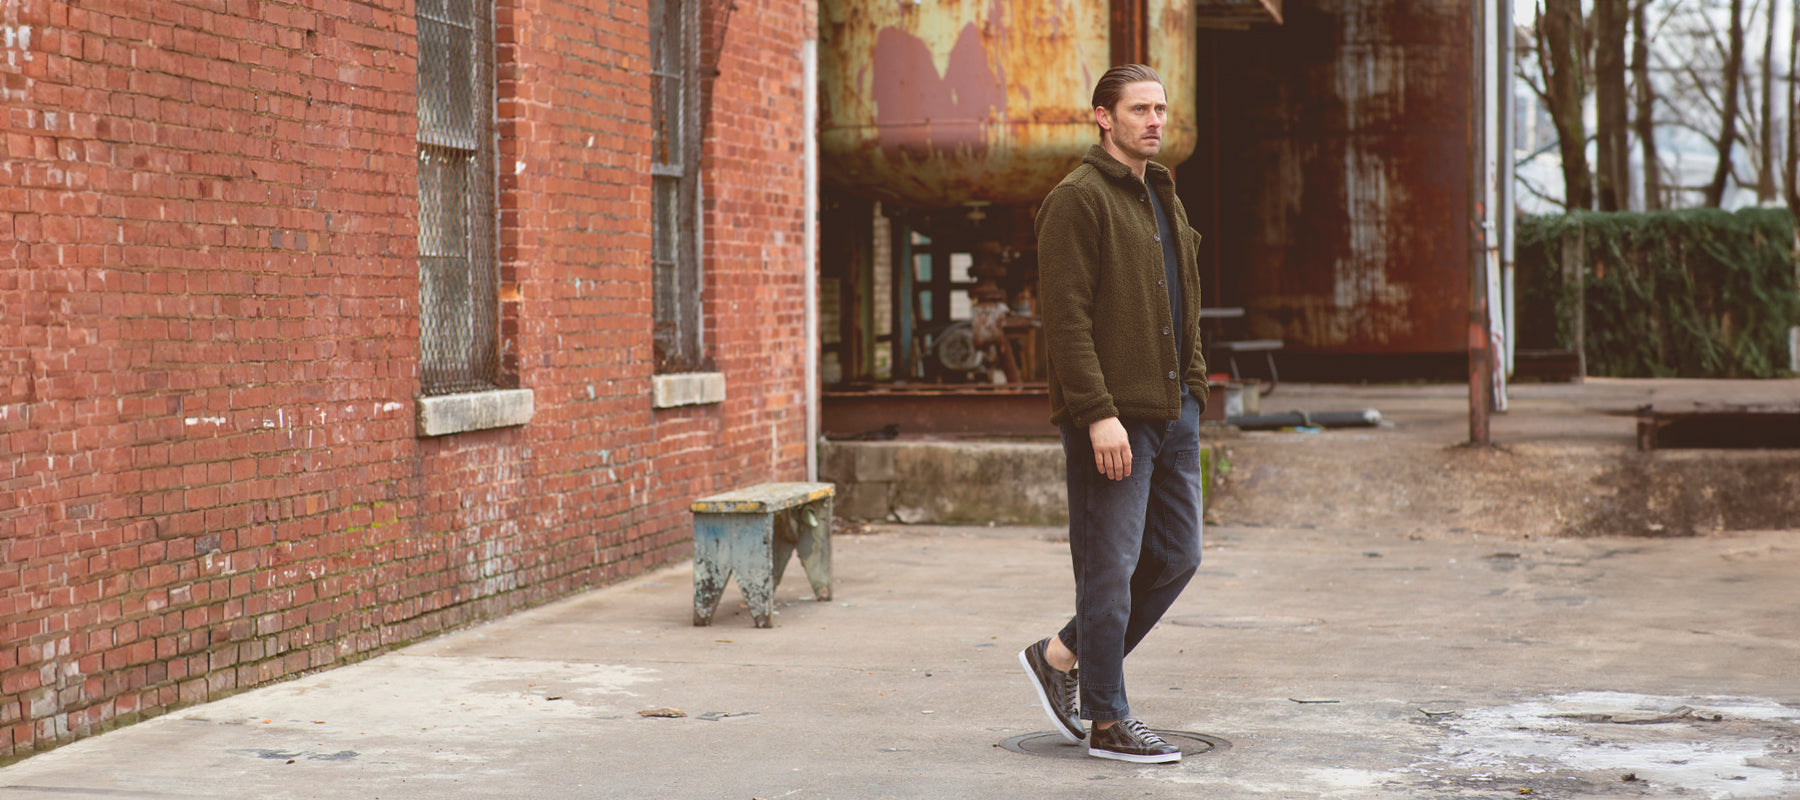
[1097,80,1167,165]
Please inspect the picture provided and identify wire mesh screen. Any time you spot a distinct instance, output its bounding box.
[417,0,499,395]
[650,0,703,371]
[652,174,681,325]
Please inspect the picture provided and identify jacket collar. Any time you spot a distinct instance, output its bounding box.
[1083,143,1173,189]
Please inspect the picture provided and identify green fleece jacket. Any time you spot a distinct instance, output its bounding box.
[1036,145,1208,428]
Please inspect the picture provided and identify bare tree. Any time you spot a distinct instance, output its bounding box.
[1538,0,1594,210]
[1778,0,1792,210]
[1632,0,1662,209]
[1594,0,1631,210]
[1519,0,1793,212]
[1647,0,1745,204]
[1703,0,1745,207]
[1755,0,1777,203]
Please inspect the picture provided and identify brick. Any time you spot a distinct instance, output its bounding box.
[5,0,809,764]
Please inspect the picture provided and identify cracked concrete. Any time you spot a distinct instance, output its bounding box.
[3,379,1796,799]
[0,520,1793,799]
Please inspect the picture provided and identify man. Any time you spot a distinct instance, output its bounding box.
[1019,64,1207,764]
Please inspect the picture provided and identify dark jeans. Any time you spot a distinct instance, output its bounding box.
[1056,390,1203,723]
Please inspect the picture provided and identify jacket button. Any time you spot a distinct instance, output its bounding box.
[1157,279,1166,287]
[1153,234,1161,242]
[1139,194,1146,202]
[1162,326,1171,335]
[1167,371,1178,380]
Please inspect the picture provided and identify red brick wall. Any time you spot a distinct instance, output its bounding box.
[0,0,813,761]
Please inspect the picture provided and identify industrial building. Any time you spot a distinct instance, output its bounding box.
[0,0,1514,759]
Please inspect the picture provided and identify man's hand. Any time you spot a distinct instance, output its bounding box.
[1088,417,1131,480]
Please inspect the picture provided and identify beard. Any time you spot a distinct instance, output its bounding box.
[1108,128,1162,163]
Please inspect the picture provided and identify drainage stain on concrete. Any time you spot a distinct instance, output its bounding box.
[230,749,359,762]
[1419,692,1800,799]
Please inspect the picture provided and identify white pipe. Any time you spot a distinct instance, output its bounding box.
[802,38,820,482]
[1483,0,1509,412]
[1499,0,1517,382]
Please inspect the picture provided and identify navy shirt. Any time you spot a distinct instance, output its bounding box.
[1145,185,1183,356]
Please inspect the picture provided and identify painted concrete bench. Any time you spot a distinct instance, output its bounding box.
[690,481,835,628]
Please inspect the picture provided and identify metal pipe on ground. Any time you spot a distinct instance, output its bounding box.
[1227,409,1383,431]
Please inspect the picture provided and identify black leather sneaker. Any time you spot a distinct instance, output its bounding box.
[1018,638,1083,743]
[1087,718,1181,763]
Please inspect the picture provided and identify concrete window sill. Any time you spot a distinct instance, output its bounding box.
[417,389,535,437]
[652,372,726,408]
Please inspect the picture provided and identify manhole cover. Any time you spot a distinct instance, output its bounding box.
[999,730,1230,760]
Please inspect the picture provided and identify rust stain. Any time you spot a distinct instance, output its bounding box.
[871,22,1007,163]
[1222,0,1471,353]
[1146,0,1196,168]
[819,0,1194,208]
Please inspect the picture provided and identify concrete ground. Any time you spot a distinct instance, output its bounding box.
[1256,376,1800,446]
[3,380,1798,799]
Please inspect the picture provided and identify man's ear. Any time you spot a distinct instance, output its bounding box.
[1094,106,1111,132]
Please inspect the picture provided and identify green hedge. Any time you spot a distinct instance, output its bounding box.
[1516,208,1800,378]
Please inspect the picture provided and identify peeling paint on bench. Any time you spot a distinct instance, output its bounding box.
[689,482,837,514]
[690,482,835,628]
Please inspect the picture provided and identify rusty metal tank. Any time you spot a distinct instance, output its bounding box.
[819,0,1196,209]
[1215,0,1471,355]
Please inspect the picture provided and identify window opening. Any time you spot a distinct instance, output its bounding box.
[651,0,704,372]
[416,0,499,395]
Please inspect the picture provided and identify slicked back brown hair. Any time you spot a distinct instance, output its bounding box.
[1091,64,1164,139]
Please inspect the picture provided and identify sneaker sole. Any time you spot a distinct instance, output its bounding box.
[1017,648,1084,744]
[1087,746,1182,764]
